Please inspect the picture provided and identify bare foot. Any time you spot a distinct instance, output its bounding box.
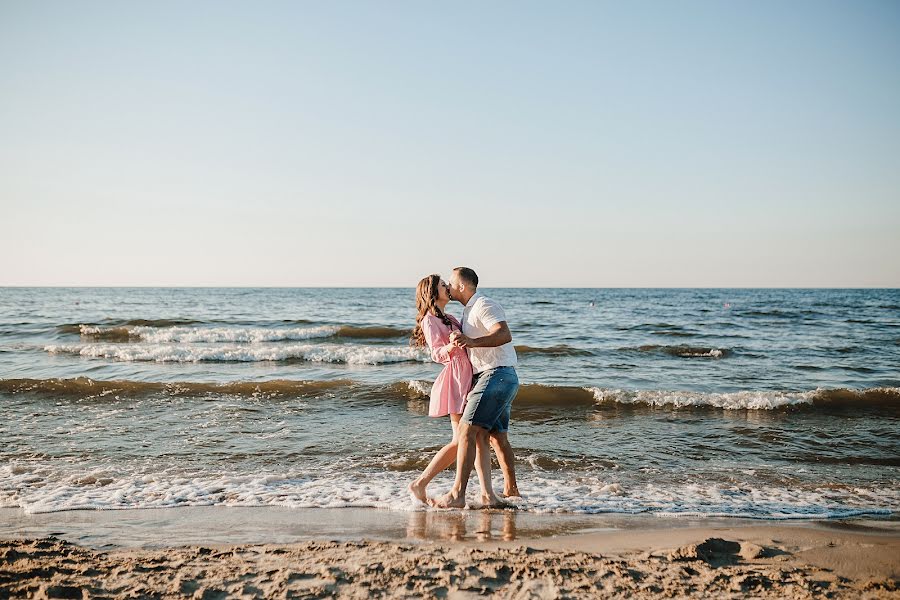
[407,480,427,504]
[502,488,521,498]
[481,494,511,509]
[431,491,466,509]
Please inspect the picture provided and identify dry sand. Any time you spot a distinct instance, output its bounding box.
[2,521,898,599]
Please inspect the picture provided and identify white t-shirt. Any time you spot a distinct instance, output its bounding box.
[461,292,518,374]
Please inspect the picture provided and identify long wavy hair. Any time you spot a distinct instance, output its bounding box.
[410,274,453,348]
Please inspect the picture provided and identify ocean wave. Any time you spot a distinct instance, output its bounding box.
[78,324,341,343]
[73,326,142,342]
[402,381,900,411]
[333,326,409,339]
[387,381,602,407]
[587,387,900,410]
[57,319,201,334]
[43,342,428,365]
[649,330,697,338]
[624,344,730,358]
[586,388,811,410]
[5,377,898,411]
[68,324,408,343]
[514,344,594,357]
[403,379,432,397]
[0,377,356,399]
[740,309,824,319]
[806,386,900,408]
[616,322,689,332]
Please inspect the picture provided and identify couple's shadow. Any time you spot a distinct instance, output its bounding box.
[406,509,519,542]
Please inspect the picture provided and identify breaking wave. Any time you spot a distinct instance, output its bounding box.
[5,377,897,411]
[0,377,356,399]
[44,343,428,365]
[65,324,408,343]
[624,345,731,359]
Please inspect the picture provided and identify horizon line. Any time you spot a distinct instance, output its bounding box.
[1,285,898,290]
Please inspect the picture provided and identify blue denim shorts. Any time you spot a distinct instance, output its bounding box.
[461,366,519,433]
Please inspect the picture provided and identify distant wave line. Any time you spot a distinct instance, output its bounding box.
[59,323,409,343]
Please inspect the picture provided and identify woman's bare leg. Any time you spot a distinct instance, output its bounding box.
[408,414,461,502]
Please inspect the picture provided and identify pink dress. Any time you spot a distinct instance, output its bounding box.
[421,313,474,417]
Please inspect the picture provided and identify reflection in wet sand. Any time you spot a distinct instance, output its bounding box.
[405,510,520,542]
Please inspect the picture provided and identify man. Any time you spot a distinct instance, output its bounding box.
[431,266,520,508]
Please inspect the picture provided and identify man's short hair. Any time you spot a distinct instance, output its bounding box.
[453,267,479,288]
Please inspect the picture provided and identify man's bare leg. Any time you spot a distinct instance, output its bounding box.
[474,434,505,507]
[431,422,481,508]
[408,415,460,502]
[489,431,520,497]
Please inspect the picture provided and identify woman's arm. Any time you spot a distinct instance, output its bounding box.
[422,316,454,364]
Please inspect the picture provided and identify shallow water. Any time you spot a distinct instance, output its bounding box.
[1,287,898,518]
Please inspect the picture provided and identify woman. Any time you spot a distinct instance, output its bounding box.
[407,274,503,507]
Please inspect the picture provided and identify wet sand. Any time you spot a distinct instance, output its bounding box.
[2,508,898,598]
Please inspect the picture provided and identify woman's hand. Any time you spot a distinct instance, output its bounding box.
[450,331,472,348]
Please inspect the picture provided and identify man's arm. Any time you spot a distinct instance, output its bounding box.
[451,321,512,348]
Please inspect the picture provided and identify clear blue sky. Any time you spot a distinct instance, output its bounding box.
[1,1,898,286]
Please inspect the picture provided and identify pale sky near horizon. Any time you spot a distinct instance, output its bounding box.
[1,1,898,287]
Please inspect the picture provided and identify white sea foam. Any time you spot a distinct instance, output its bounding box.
[690,348,724,358]
[80,324,340,343]
[406,380,433,396]
[585,388,816,410]
[45,342,429,365]
[3,463,896,519]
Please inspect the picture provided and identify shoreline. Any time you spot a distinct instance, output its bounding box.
[2,508,898,598]
[5,505,898,549]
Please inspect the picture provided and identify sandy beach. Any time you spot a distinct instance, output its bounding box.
[2,508,898,599]
[3,0,900,591]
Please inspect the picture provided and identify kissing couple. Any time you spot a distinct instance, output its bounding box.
[408,267,520,509]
